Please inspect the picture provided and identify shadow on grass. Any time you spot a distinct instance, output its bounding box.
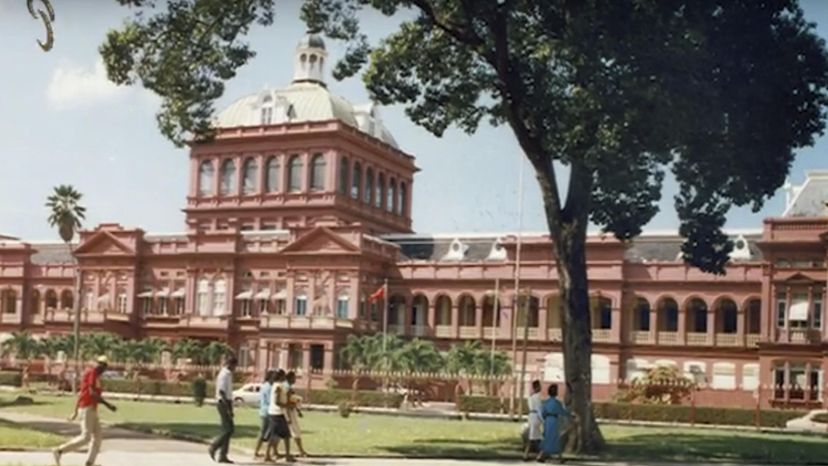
[379,436,522,459]
[606,431,828,464]
[115,422,260,442]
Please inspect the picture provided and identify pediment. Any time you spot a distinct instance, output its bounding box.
[280,227,360,255]
[74,231,134,256]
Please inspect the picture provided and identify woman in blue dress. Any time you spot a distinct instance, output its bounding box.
[537,384,570,463]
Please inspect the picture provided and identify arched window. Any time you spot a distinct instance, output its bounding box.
[219,159,236,195]
[242,158,258,194]
[547,295,561,329]
[351,162,362,199]
[288,155,303,192]
[633,297,651,331]
[338,156,349,194]
[60,290,73,310]
[387,178,396,212]
[45,290,58,310]
[310,154,326,191]
[458,295,476,326]
[717,298,738,334]
[482,294,500,327]
[747,298,761,334]
[687,298,708,333]
[398,181,407,215]
[1,289,16,314]
[364,168,374,204]
[436,296,452,325]
[265,156,280,192]
[196,279,210,316]
[213,279,227,315]
[260,94,273,125]
[657,297,679,332]
[517,294,540,328]
[590,296,612,330]
[375,173,385,209]
[30,289,41,314]
[198,160,214,196]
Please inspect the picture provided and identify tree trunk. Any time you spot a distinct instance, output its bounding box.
[554,226,605,454]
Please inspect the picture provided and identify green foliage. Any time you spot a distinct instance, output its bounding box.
[192,377,208,406]
[0,371,22,387]
[457,395,806,428]
[337,400,353,418]
[45,184,85,244]
[615,366,695,405]
[297,388,403,408]
[1,332,41,361]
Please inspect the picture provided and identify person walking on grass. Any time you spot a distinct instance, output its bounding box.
[52,356,117,466]
[266,369,294,462]
[209,355,237,464]
[523,380,543,461]
[253,369,276,461]
[285,371,309,457]
[537,384,571,464]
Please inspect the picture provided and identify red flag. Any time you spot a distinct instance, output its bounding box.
[368,286,385,303]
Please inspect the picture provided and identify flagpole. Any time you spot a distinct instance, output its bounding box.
[490,277,500,371]
[382,278,388,368]
[509,156,526,417]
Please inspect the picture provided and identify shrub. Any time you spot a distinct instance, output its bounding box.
[457,395,806,428]
[192,377,207,406]
[338,400,353,418]
[296,388,402,408]
[0,371,22,387]
[615,367,694,405]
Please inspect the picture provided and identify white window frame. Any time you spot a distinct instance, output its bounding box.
[141,297,153,316]
[213,279,226,315]
[336,295,349,319]
[196,279,210,316]
[158,298,168,316]
[776,292,786,328]
[295,295,308,316]
[240,300,252,317]
[117,293,128,313]
[813,295,823,330]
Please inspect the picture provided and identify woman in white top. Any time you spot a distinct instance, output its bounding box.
[524,380,543,461]
[285,371,309,457]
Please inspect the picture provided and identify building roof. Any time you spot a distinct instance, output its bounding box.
[387,231,763,263]
[783,170,828,217]
[29,243,73,265]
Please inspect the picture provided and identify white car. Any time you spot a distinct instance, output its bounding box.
[232,383,262,406]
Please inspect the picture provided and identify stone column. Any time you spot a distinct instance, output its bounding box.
[538,302,548,341]
[278,342,288,370]
[427,300,436,335]
[302,343,311,372]
[611,302,622,343]
[805,361,813,401]
[257,154,266,193]
[649,303,659,344]
[737,304,746,346]
[476,299,485,339]
[402,295,412,336]
[783,360,791,402]
[760,272,772,341]
[677,304,687,345]
[785,287,792,343]
[706,303,715,345]
[286,273,296,316]
[324,342,334,373]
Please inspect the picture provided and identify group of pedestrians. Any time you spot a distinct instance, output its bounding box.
[209,355,307,464]
[524,380,572,463]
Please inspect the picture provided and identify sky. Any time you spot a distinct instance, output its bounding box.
[1,0,827,241]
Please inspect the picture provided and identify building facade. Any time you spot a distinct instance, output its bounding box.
[1,33,827,409]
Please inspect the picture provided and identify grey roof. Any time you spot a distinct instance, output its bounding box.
[144,234,189,242]
[299,33,325,50]
[784,171,828,217]
[390,237,499,262]
[625,235,762,263]
[30,244,74,265]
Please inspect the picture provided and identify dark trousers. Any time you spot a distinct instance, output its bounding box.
[210,401,234,460]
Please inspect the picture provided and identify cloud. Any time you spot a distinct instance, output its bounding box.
[47,60,127,109]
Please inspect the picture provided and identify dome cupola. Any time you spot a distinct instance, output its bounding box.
[293,31,327,86]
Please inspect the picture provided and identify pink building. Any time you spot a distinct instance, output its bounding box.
[1,33,827,409]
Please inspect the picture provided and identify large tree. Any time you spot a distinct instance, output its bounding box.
[101,0,828,453]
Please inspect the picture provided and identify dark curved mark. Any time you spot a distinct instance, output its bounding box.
[27,0,55,52]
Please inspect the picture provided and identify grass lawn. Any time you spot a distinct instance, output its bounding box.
[2,394,828,463]
[0,419,63,450]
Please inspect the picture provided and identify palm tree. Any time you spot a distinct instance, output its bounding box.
[204,341,233,366]
[80,332,118,360]
[397,339,443,374]
[1,331,40,362]
[172,338,202,365]
[447,340,485,394]
[46,184,86,392]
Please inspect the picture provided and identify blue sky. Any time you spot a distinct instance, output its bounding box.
[1,0,827,240]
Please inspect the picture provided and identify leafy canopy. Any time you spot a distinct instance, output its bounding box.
[103,0,828,275]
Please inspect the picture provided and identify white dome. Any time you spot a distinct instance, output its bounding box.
[215,82,399,148]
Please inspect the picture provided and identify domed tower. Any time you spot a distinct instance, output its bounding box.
[183,32,417,236]
[292,32,328,86]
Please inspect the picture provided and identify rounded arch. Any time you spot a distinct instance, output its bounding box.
[398,181,407,216]
[482,293,500,327]
[589,295,612,330]
[632,296,651,331]
[516,293,540,328]
[364,167,374,204]
[435,294,452,326]
[457,294,476,326]
[0,289,16,314]
[351,161,362,199]
[411,294,428,327]
[44,289,58,310]
[338,155,349,194]
[685,297,709,333]
[219,159,236,195]
[198,159,215,196]
[241,157,258,194]
[59,290,73,310]
[375,173,385,209]
[656,296,679,332]
[387,178,396,212]
[265,156,280,192]
[288,155,303,192]
[545,294,561,329]
[744,297,762,334]
[388,293,406,326]
[714,296,738,334]
[310,153,326,191]
[30,289,41,314]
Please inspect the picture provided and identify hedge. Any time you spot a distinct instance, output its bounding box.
[0,371,22,387]
[101,379,218,398]
[457,396,806,428]
[296,388,403,409]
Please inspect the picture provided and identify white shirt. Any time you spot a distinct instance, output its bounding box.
[215,367,233,401]
[528,392,542,414]
[268,382,287,415]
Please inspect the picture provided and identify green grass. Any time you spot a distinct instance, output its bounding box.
[2,394,828,463]
[0,419,63,450]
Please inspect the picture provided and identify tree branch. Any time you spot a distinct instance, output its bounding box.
[409,0,484,47]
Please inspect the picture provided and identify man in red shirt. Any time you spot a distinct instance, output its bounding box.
[52,356,117,466]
